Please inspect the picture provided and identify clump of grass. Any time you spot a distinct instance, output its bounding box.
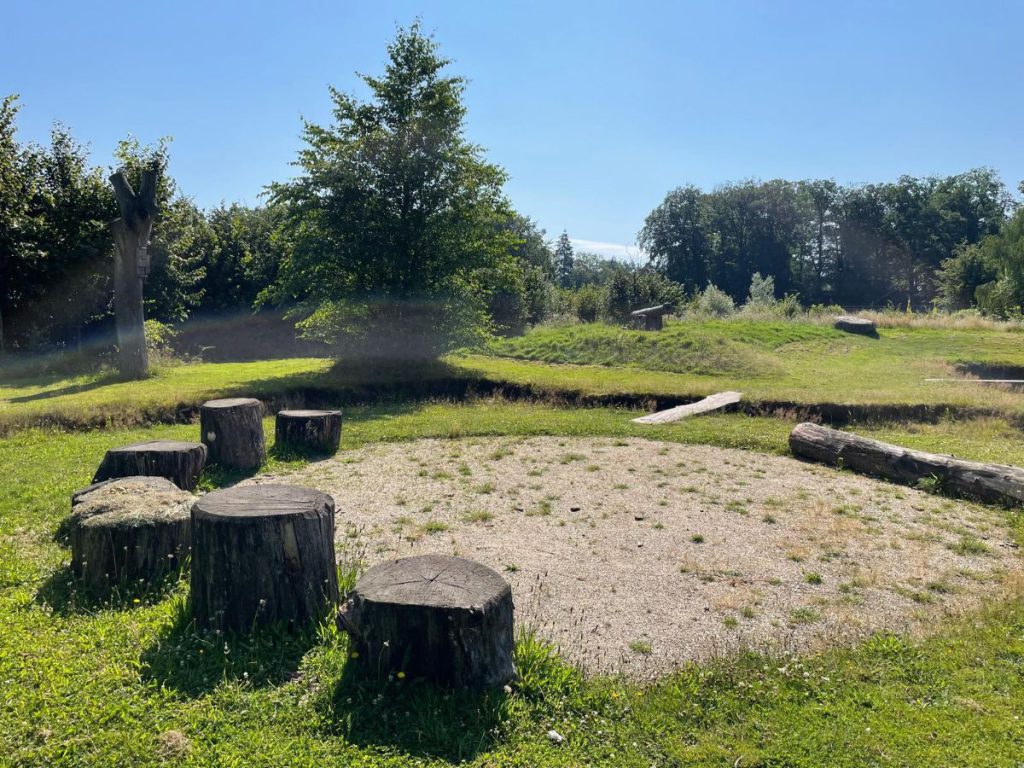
[723,616,738,629]
[691,534,705,544]
[462,510,494,524]
[949,535,989,556]
[559,452,585,464]
[475,481,496,495]
[789,607,822,625]
[762,513,777,524]
[421,520,449,535]
[805,572,823,585]
[629,640,652,655]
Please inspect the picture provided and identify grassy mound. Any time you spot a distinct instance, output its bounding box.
[486,320,841,377]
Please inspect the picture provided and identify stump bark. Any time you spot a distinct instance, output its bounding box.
[190,484,339,633]
[92,440,207,491]
[275,410,343,453]
[200,398,266,470]
[339,554,515,689]
[69,477,194,593]
[833,315,877,335]
[789,421,1024,505]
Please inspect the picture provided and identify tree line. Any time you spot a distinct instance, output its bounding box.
[638,172,1020,311]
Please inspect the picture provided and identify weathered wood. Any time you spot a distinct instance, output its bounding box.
[109,169,158,379]
[92,440,207,491]
[833,315,877,335]
[70,477,193,593]
[789,422,1024,505]
[632,391,742,424]
[339,554,515,689]
[275,410,343,453]
[200,397,266,470]
[191,484,339,633]
[630,303,674,331]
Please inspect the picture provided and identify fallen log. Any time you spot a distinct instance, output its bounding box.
[789,422,1024,505]
[632,391,742,424]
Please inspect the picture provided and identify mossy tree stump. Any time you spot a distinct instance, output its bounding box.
[70,477,194,593]
[92,440,207,491]
[339,554,515,689]
[275,410,342,454]
[200,397,266,470]
[190,484,339,633]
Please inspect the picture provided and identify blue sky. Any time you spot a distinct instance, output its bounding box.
[3,1,1022,259]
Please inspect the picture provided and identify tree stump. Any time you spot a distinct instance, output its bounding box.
[833,315,877,335]
[339,554,515,689]
[70,477,194,593]
[72,474,180,505]
[200,398,266,470]
[275,410,343,454]
[190,484,339,633]
[92,440,207,491]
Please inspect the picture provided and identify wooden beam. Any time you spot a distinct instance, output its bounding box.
[789,421,1024,506]
[632,391,742,424]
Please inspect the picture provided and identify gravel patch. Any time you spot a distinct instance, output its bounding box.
[248,436,1022,678]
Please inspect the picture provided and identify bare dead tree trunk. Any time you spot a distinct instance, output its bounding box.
[109,169,158,379]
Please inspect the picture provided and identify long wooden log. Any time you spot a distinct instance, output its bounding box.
[789,422,1024,505]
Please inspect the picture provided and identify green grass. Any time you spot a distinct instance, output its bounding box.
[474,318,1024,412]
[7,318,1024,437]
[1,401,1022,765]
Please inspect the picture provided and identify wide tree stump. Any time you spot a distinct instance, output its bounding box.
[790,421,1024,505]
[200,397,266,470]
[70,477,194,593]
[72,474,180,505]
[339,554,515,689]
[275,409,343,453]
[191,484,339,633]
[92,440,207,491]
[833,315,877,335]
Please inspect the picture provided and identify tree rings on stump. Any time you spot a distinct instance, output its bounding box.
[200,397,266,470]
[190,484,339,633]
[275,410,342,454]
[92,440,207,491]
[69,477,194,593]
[339,554,515,689]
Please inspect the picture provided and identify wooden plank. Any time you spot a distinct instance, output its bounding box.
[789,422,1024,506]
[632,391,742,424]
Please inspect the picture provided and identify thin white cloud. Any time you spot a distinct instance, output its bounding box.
[569,238,648,263]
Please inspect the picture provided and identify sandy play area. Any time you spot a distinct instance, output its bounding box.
[246,436,1021,677]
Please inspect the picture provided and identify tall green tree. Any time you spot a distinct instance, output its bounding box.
[267,22,515,361]
[554,231,574,288]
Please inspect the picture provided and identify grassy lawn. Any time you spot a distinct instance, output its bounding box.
[1,401,1023,766]
[479,319,1024,411]
[5,319,1024,435]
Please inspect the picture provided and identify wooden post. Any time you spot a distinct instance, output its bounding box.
[109,168,158,379]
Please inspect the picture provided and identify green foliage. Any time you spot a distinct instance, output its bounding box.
[941,207,1024,317]
[640,170,1013,309]
[267,23,515,361]
[746,272,776,306]
[693,283,735,316]
[605,267,684,321]
[553,231,574,288]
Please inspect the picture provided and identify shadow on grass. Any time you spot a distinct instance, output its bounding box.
[322,660,510,762]
[139,597,321,696]
[34,563,186,616]
[7,371,124,403]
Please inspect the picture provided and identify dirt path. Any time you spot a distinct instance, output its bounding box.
[248,436,1021,677]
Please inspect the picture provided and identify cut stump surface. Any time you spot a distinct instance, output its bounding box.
[200,397,266,470]
[341,554,514,689]
[834,315,877,335]
[191,484,338,633]
[92,440,207,491]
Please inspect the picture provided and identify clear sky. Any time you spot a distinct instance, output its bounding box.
[3,1,1022,259]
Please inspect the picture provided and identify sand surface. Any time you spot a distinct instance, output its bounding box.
[247,436,1021,677]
